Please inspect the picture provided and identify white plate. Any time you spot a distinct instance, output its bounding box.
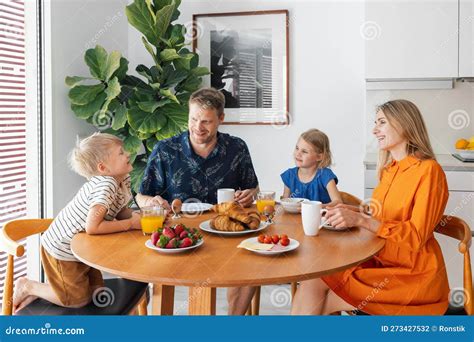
[239,237,299,255]
[199,219,270,236]
[145,238,203,253]
[181,202,213,213]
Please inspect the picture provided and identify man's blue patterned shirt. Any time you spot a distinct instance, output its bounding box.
[139,131,259,204]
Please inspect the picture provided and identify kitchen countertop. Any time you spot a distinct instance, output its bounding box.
[364,153,474,171]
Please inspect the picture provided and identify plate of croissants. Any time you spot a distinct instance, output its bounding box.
[199,201,270,235]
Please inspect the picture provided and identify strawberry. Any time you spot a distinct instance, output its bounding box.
[179,230,188,239]
[165,238,178,249]
[179,237,193,248]
[151,232,160,246]
[174,224,185,236]
[162,227,176,239]
[158,235,170,248]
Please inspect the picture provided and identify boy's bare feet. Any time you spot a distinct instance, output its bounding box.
[12,277,32,313]
[13,295,38,314]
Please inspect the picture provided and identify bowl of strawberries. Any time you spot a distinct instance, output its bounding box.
[145,224,203,253]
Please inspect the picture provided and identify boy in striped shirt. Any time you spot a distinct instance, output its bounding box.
[13,133,142,312]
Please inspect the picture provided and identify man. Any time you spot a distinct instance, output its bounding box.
[136,87,259,315]
[137,87,258,209]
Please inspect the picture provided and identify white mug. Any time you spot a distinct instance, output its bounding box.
[217,188,235,204]
[301,201,328,236]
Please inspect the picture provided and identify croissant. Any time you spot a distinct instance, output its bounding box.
[242,212,261,230]
[211,201,242,214]
[210,215,246,232]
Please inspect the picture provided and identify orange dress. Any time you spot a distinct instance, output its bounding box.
[322,155,450,315]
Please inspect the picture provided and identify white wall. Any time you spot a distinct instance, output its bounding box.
[46,0,128,215]
[128,0,367,198]
[366,82,474,155]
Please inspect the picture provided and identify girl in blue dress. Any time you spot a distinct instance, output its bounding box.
[281,129,342,206]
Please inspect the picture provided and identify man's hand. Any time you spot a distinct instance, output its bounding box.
[146,195,170,210]
[234,188,256,207]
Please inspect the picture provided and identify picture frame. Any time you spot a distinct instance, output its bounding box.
[192,10,289,125]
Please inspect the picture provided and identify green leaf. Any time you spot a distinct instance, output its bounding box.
[112,57,129,80]
[104,50,122,81]
[68,83,105,105]
[173,54,194,70]
[112,104,128,130]
[65,76,90,88]
[141,37,159,65]
[159,88,179,103]
[146,136,158,151]
[160,48,180,62]
[162,65,188,87]
[168,24,185,47]
[181,75,201,92]
[137,98,172,112]
[124,135,142,154]
[155,3,175,39]
[105,77,121,101]
[71,92,107,119]
[170,0,181,21]
[136,64,153,82]
[150,82,161,90]
[155,103,188,139]
[128,105,168,133]
[152,0,171,11]
[85,45,108,79]
[130,159,147,193]
[126,0,159,43]
[190,66,210,77]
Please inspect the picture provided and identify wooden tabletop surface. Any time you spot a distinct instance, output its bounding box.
[71,206,385,288]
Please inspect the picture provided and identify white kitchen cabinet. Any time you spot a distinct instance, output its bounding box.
[460,0,474,77]
[366,0,458,79]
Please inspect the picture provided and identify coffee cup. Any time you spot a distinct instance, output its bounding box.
[301,201,328,236]
[217,188,235,204]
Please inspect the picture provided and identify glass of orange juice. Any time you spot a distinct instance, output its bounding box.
[256,191,276,222]
[140,206,165,235]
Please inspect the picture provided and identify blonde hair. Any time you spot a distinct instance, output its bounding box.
[376,99,435,179]
[189,87,225,116]
[299,129,332,168]
[69,132,123,179]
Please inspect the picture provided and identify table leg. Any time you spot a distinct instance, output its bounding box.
[188,287,216,315]
[152,284,175,315]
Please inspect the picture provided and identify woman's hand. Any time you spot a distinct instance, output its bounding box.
[325,207,364,229]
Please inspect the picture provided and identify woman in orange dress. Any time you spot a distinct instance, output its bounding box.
[291,99,450,315]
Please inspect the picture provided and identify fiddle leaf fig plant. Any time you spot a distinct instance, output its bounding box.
[65,0,209,192]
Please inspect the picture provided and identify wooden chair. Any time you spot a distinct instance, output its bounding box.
[352,215,473,316]
[436,215,473,315]
[246,192,363,315]
[0,219,149,316]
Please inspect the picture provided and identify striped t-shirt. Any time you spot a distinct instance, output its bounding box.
[41,175,132,261]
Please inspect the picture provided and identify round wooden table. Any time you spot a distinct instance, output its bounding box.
[71,207,385,315]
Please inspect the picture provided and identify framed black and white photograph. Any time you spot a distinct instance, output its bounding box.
[193,10,289,125]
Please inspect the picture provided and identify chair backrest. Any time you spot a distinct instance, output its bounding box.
[435,215,473,315]
[0,219,53,315]
[340,191,363,206]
